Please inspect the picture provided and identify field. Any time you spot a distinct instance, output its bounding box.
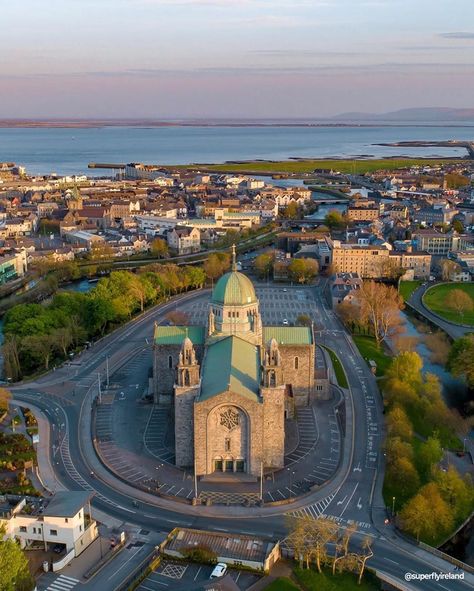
[178,158,466,176]
[423,283,474,326]
[352,336,391,376]
[398,280,422,302]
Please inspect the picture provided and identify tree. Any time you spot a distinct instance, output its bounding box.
[0,526,35,591]
[325,210,345,229]
[385,351,423,387]
[434,466,474,519]
[296,314,312,327]
[445,173,470,189]
[357,537,374,585]
[452,219,464,234]
[418,436,443,478]
[386,406,413,441]
[203,253,230,286]
[89,242,114,261]
[332,522,357,574]
[448,334,474,388]
[165,311,190,325]
[354,281,404,346]
[0,387,12,411]
[21,334,56,370]
[2,336,21,382]
[54,326,74,358]
[440,259,460,282]
[307,517,339,573]
[445,288,473,321]
[385,456,420,501]
[254,253,275,280]
[150,237,169,258]
[281,201,300,219]
[400,483,454,542]
[288,258,318,284]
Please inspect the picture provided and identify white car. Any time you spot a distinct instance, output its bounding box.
[210,563,227,579]
[282,319,289,325]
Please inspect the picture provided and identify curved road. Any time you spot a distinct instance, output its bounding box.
[11,286,474,591]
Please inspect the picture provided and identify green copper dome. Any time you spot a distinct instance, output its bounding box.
[212,271,257,306]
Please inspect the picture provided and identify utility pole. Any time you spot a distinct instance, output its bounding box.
[106,356,109,388]
[260,461,263,502]
[194,459,198,499]
[98,373,102,404]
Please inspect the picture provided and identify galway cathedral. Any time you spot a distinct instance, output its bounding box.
[153,247,316,477]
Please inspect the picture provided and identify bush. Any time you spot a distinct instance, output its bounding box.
[182,545,217,564]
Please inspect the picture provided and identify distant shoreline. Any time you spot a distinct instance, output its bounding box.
[1,119,474,129]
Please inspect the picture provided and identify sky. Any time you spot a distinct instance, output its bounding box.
[1,0,473,118]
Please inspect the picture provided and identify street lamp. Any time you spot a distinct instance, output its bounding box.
[392,496,396,516]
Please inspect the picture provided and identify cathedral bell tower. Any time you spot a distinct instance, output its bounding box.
[262,338,283,388]
[174,336,200,467]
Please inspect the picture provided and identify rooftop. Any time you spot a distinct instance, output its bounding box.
[263,326,313,346]
[154,325,206,346]
[200,336,260,402]
[43,491,93,518]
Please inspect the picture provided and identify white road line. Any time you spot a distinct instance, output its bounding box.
[339,483,359,517]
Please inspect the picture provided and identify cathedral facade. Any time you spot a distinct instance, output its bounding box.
[153,248,315,477]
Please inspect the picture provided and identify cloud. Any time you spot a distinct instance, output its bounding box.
[439,32,474,39]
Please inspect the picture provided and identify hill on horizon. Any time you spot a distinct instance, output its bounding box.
[331,107,474,121]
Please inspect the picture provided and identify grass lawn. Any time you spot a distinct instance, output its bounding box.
[264,577,301,591]
[294,566,381,591]
[352,336,391,377]
[399,280,422,302]
[423,283,474,326]
[176,158,466,176]
[321,345,349,388]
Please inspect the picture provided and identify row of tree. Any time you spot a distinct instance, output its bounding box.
[382,352,474,544]
[287,516,372,584]
[3,262,211,380]
[254,251,319,284]
[338,281,404,345]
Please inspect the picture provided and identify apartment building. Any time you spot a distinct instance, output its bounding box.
[167,226,201,255]
[413,230,472,255]
[346,206,380,222]
[330,240,431,279]
[0,492,98,560]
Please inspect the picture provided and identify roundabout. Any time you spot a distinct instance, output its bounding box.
[10,281,474,590]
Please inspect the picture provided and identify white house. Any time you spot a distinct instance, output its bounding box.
[0,492,98,565]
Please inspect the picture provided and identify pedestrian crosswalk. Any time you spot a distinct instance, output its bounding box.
[43,574,80,591]
[286,492,336,520]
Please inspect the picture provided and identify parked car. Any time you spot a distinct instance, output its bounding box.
[210,563,227,579]
[52,544,63,554]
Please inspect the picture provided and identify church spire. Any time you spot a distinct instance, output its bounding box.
[231,244,237,272]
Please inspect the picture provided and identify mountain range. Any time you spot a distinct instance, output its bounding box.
[331,107,474,122]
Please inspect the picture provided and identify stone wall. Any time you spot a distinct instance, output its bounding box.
[194,391,265,476]
[262,386,286,469]
[153,344,204,403]
[279,344,315,407]
[174,385,198,467]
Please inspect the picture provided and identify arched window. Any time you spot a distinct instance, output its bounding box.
[168,355,173,369]
[294,357,299,370]
[269,371,276,387]
[184,369,190,386]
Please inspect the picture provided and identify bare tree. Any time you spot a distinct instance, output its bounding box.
[446,289,473,321]
[355,281,404,346]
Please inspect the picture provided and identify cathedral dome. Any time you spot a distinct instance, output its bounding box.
[212,271,257,306]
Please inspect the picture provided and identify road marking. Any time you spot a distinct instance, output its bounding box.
[194,566,202,581]
[340,483,359,517]
[383,557,399,565]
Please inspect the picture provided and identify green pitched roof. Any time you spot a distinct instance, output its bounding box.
[212,271,257,306]
[154,325,205,345]
[263,326,313,346]
[200,336,260,402]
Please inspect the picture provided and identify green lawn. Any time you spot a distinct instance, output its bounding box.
[352,336,391,377]
[399,280,422,302]
[423,283,474,326]
[175,158,466,176]
[264,577,301,591]
[322,346,349,388]
[294,567,380,591]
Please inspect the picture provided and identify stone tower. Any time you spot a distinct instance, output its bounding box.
[174,336,200,467]
[261,338,286,469]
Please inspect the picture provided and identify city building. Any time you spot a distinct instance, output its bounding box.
[413,230,473,255]
[330,272,363,307]
[167,226,201,255]
[153,247,315,477]
[0,492,98,558]
[0,249,28,285]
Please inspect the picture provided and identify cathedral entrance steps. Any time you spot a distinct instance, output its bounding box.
[284,406,318,465]
[143,405,176,464]
[199,491,261,506]
[200,472,257,484]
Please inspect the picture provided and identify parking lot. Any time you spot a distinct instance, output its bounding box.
[136,560,261,591]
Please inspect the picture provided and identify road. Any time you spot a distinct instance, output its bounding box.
[407,283,472,340]
[11,284,474,591]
